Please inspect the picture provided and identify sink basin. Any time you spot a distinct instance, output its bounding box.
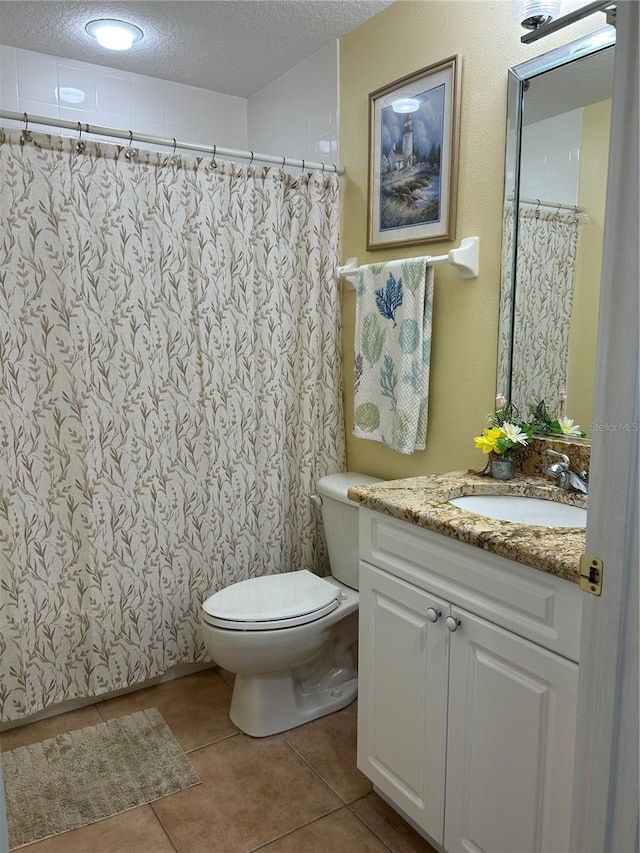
[449,495,587,528]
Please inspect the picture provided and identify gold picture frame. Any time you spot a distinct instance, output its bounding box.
[367,55,462,250]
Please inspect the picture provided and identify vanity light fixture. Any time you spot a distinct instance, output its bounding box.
[392,98,420,114]
[85,19,144,51]
[512,0,561,30]
[517,0,616,43]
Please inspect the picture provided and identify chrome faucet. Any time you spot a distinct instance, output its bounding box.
[545,449,589,494]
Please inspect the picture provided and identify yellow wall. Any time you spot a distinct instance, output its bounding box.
[567,99,612,435]
[339,0,600,480]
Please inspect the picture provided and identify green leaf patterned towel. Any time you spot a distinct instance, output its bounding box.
[353,258,434,454]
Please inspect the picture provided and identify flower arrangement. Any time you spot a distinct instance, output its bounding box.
[474,395,533,461]
[528,390,586,437]
[473,391,586,479]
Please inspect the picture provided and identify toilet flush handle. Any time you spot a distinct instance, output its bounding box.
[310,494,322,508]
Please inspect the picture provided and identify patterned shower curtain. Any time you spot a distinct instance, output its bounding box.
[0,128,345,722]
[498,205,579,411]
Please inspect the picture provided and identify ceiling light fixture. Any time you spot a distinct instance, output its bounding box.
[85,19,144,51]
[392,98,420,114]
[512,0,560,29]
[57,86,86,104]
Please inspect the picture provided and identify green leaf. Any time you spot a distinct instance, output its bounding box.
[355,403,380,432]
[380,355,398,412]
[361,313,386,365]
[399,318,419,354]
[402,262,424,294]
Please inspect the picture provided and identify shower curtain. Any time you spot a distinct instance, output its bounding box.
[498,204,579,412]
[0,128,345,723]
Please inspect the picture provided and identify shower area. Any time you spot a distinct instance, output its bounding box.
[0,107,345,725]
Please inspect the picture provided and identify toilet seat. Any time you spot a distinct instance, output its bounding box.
[202,570,340,631]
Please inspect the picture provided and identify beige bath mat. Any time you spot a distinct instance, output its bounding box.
[2,707,200,849]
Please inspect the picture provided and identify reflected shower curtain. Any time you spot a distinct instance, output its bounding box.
[498,205,579,411]
[0,128,345,722]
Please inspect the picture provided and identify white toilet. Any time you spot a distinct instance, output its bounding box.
[200,472,380,737]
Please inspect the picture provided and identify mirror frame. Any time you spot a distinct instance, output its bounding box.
[498,26,617,414]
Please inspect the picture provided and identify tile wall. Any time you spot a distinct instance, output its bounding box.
[519,108,583,205]
[247,42,338,166]
[0,44,247,150]
[0,41,338,166]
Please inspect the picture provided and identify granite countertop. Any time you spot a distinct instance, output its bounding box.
[348,471,588,584]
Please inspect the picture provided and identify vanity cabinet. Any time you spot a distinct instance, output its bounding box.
[357,508,581,853]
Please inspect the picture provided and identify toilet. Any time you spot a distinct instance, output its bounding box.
[200,472,380,737]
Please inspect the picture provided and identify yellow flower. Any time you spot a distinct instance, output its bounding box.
[474,427,503,454]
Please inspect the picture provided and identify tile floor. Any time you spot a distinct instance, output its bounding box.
[1,669,437,853]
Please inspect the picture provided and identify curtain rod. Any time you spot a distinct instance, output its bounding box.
[510,195,585,213]
[0,109,345,175]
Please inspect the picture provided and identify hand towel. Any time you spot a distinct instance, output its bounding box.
[353,258,434,454]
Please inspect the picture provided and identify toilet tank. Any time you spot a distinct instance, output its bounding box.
[316,472,381,591]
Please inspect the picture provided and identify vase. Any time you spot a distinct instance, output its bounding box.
[491,456,515,481]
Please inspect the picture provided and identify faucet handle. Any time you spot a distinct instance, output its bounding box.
[546,449,570,468]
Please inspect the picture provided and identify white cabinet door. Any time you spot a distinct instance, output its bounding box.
[358,562,450,843]
[445,607,579,853]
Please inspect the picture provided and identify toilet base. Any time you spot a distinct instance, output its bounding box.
[229,667,358,737]
[203,583,361,737]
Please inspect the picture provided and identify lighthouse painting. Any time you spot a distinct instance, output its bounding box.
[367,56,461,249]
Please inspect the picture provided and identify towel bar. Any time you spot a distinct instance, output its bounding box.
[337,236,479,288]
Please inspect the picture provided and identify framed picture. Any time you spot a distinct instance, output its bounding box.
[367,55,462,250]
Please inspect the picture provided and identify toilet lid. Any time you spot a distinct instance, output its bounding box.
[202,570,340,630]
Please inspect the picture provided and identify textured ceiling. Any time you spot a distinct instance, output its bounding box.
[0,0,394,97]
[523,45,614,124]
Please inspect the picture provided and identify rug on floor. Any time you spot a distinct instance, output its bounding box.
[2,707,201,849]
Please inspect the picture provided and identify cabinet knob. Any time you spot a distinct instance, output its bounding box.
[445,615,461,632]
[426,607,441,623]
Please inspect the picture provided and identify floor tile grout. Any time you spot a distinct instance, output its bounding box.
[286,746,401,851]
[245,803,348,852]
[184,728,241,754]
[150,801,180,853]
[346,798,396,853]
[280,734,354,806]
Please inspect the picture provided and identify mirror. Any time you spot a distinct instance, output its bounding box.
[497,28,616,439]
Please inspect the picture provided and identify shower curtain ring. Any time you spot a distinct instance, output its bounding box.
[124,130,136,160]
[211,143,217,168]
[321,162,325,174]
[301,159,305,174]
[248,151,254,168]
[75,122,86,153]
[170,137,180,166]
[535,199,541,219]
[20,112,32,145]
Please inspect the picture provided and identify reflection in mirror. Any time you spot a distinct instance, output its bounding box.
[498,29,615,439]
